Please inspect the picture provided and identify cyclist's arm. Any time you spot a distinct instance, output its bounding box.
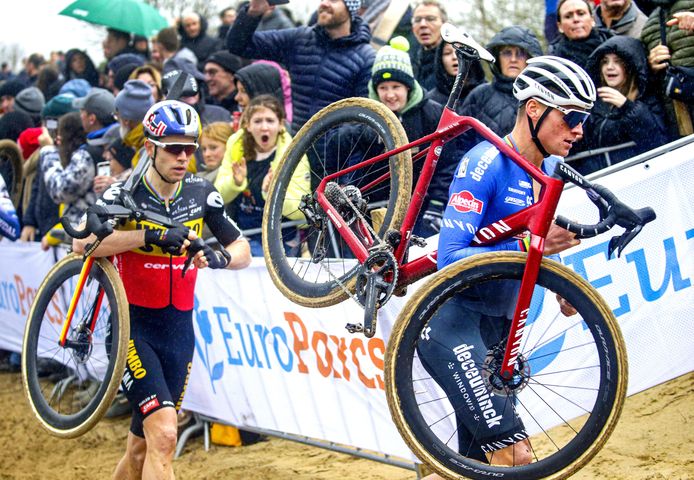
[438,150,523,269]
[204,186,251,269]
[72,228,146,257]
[222,236,252,270]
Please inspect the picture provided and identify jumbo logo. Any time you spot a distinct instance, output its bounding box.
[449,191,483,214]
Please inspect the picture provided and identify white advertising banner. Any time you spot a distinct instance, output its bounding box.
[0,143,691,461]
[0,244,62,353]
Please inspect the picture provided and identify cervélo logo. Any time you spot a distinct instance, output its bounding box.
[448,191,483,214]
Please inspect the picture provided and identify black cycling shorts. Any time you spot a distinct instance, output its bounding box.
[416,295,529,462]
[121,304,195,438]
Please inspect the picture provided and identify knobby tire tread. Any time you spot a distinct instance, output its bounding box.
[21,253,129,438]
[262,97,412,307]
[384,252,628,480]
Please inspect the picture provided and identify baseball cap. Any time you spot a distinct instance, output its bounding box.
[73,88,116,119]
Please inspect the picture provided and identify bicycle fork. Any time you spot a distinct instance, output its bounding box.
[57,257,104,351]
[499,238,544,380]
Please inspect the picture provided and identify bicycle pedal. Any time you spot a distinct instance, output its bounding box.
[410,235,427,248]
[345,323,364,334]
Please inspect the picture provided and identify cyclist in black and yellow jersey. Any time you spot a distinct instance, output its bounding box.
[73,99,251,480]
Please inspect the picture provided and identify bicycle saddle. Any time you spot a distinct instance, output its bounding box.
[441,23,495,63]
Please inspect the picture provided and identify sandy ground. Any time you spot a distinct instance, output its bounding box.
[0,371,692,479]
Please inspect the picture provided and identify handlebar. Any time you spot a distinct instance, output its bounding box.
[553,162,656,258]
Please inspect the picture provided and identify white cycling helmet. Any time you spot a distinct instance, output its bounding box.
[143,100,201,141]
[513,56,596,110]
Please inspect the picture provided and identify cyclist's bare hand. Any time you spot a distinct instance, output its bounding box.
[248,0,270,16]
[544,223,580,255]
[556,294,578,316]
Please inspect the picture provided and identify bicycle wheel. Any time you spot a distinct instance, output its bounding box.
[385,252,627,480]
[22,253,129,438]
[262,97,412,307]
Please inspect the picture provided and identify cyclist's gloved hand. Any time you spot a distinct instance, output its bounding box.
[422,200,444,234]
[201,243,231,269]
[145,226,191,255]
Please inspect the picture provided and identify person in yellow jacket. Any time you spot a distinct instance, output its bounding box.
[215,95,309,256]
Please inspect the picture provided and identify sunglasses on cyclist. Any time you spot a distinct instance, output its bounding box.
[535,98,590,129]
[148,138,199,156]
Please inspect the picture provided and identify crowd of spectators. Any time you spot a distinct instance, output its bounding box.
[0,0,688,304]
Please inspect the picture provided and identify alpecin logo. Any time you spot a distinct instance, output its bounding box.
[449,191,483,214]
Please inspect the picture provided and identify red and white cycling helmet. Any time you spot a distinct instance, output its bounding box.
[142,100,202,141]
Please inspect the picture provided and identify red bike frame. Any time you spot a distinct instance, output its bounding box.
[314,106,566,379]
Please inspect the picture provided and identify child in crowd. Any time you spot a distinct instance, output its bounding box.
[214,95,309,256]
[198,122,233,184]
[570,36,667,174]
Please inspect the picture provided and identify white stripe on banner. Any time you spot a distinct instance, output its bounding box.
[0,143,691,460]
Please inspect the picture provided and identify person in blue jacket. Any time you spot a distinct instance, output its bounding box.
[226,0,375,135]
[420,56,594,473]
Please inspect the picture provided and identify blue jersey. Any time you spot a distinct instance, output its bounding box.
[438,139,559,270]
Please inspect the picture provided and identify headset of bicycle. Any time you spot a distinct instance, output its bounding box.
[512,55,596,158]
[142,99,202,184]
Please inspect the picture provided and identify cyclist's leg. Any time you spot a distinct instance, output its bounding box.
[416,294,530,465]
[118,305,193,476]
[113,432,147,480]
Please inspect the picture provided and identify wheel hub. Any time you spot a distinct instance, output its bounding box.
[482,347,531,396]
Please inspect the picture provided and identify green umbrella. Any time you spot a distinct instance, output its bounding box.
[59,0,169,38]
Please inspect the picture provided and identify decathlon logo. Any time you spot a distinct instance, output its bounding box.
[448,191,483,214]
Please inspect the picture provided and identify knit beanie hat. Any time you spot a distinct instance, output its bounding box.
[371,36,415,90]
[0,80,25,99]
[42,94,77,118]
[14,87,46,118]
[59,79,91,98]
[115,80,154,121]
[17,127,43,160]
[343,0,361,18]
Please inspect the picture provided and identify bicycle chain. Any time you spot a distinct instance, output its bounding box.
[317,183,398,310]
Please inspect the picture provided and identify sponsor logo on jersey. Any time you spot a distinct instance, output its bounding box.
[504,196,526,207]
[507,186,525,195]
[140,396,160,415]
[518,180,532,189]
[452,344,503,428]
[449,191,483,214]
[470,146,498,182]
[102,184,122,202]
[206,191,224,208]
[455,156,470,178]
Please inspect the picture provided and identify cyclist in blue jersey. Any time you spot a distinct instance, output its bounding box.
[419,56,596,472]
[0,175,19,241]
[73,100,251,480]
